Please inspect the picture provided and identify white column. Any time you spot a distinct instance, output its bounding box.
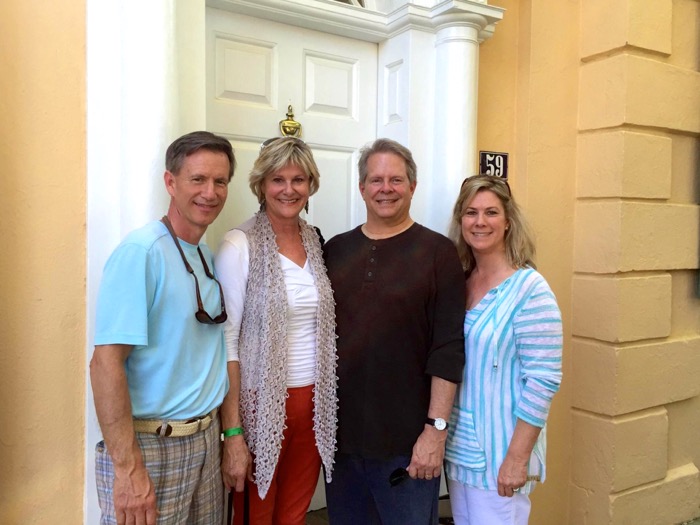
[429,22,481,234]
[84,1,205,521]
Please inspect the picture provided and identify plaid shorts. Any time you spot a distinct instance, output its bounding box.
[95,415,223,525]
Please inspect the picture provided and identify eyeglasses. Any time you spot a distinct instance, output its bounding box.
[461,174,511,196]
[260,136,306,150]
[389,467,409,487]
[161,216,228,324]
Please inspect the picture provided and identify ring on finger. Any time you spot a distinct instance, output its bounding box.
[513,487,520,493]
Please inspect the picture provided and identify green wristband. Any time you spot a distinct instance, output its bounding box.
[222,426,244,438]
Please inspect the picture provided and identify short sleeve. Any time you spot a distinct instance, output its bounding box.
[424,238,466,382]
[94,242,154,346]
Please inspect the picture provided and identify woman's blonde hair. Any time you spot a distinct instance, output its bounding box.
[448,175,536,274]
[249,137,320,204]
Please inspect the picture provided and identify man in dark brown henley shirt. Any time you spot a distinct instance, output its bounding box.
[324,138,466,524]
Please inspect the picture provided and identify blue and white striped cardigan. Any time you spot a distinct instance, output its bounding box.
[445,267,563,495]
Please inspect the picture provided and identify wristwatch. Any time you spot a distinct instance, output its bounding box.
[426,417,448,431]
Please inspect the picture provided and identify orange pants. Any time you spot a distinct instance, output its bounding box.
[233,385,321,525]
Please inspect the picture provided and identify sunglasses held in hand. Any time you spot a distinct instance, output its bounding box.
[389,467,409,487]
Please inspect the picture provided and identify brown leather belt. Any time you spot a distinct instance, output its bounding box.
[133,408,218,437]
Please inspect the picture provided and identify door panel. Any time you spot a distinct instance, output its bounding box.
[206,8,377,250]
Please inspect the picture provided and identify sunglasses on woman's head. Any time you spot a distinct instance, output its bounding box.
[461,174,511,196]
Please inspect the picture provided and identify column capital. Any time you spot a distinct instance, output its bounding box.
[388,1,503,43]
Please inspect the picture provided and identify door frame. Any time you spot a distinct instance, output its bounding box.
[84,1,503,521]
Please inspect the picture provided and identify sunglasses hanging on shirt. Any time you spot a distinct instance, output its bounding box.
[161,216,227,324]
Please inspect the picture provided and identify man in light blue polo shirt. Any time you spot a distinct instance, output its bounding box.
[91,131,240,525]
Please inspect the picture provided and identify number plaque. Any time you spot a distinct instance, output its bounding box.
[479,151,509,179]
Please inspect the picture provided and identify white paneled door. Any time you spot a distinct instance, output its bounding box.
[206,7,378,251]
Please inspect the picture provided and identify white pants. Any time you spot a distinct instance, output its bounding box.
[447,479,531,525]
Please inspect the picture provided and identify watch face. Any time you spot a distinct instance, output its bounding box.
[434,418,447,431]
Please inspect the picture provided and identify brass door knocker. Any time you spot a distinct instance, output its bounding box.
[280,105,302,137]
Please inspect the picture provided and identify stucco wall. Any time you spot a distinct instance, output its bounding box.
[0,1,86,523]
[477,1,577,523]
[479,0,700,523]
[572,1,700,523]
[1,1,697,524]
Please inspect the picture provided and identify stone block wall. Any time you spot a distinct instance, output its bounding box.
[571,0,700,523]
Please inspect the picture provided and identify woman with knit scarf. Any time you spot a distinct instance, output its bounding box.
[215,137,338,525]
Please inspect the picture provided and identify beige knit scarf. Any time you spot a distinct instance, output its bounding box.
[237,211,337,499]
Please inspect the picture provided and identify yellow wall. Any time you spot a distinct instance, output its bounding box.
[573,1,700,523]
[0,1,86,523]
[478,2,578,524]
[479,1,700,523]
[0,1,697,524]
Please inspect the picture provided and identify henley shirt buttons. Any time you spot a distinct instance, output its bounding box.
[366,245,377,281]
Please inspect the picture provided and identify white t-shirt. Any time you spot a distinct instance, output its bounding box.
[215,228,318,387]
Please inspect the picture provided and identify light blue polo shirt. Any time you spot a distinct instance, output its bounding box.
[94,220,228,420]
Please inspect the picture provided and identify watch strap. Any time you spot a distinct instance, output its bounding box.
[425,417,448,430]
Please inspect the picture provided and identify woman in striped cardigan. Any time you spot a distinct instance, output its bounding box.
[444,175,563,525]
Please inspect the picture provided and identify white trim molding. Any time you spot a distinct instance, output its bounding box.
[207,0,503,43]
